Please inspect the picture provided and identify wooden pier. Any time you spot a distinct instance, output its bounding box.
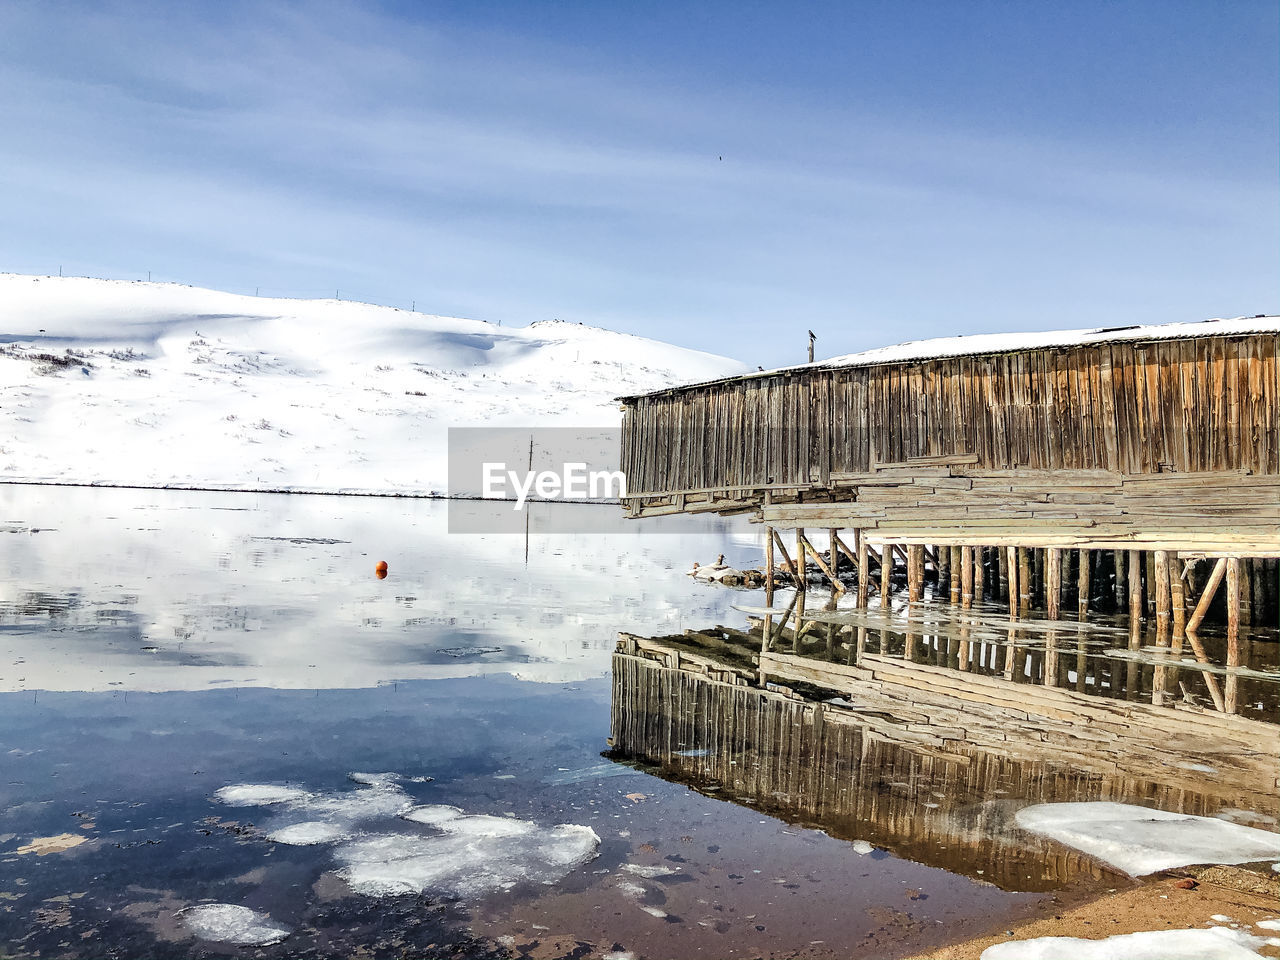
[619,319,1280,713]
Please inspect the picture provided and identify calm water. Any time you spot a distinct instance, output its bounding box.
[0,485,1241,959]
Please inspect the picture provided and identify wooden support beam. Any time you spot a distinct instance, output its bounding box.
[1128,549,1144,624]
[881,541,893,608]
[1154,550,1171,633]
[1077,548,1091,619]
[1046,547,1062,620]
[949,545,962,605]
[1170,558,1187,646]
[973,546,985,605]
[1186,557,1228,634]
[1006,546,1019,619]
[800,532,846,595]
[1226,557,1241,715]
[1114,549,1127,611]
[1017,547,1032,609]
[856,532,869,609]
[908,544,923,602]
[961,546,974,608]
[763,526,775,652]
[828,528,839,584]
[772,528,799,585]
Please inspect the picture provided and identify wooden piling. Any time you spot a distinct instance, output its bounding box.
[880,542,892,609]
[1046,547,1062,620]
[1017,548,1032,611]
[1006,546,1019,618]
[973,547,985,605]
[1128,549,1143,624]
[763,527,775,649]
[961,547,974,609]
[1077,548,1091,619]
[856,532,869,609]
[1154,551,1171,632]
[1226,557,1241,715]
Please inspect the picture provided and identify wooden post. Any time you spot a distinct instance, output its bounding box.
[1170,558,1187,644]
[1226,557,1241,714]
[794,528,806,593]
[1187,557,1228,634]
[763,527,775,650]
[961,546,974,609]
[1154,550,1171,633]
[973,547,985,605]
[950,545,962,605]
[1145,552,1157,617]
[856,532,869,609]
[997,547,1008,602]
[1114,549,1127,610]
[1128,549,1143,624]
[908,545,923,603]
[1017,548,1032,611]
[1006,546,1019,618]
[828,528,839,585]
[881,542,892,609]
[1077,549,1091,619]
[799,532,845,596]
[1046,547,1062,620]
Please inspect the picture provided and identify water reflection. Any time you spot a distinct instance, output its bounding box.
[609,603,1280,892]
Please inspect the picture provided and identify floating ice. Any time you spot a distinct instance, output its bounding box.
[981,927,1270,959]
[1014,802,1280,875]
[214,784,310,806]
[542,763,640,785]
[267,821,350,845]
[403,805,466,826]
[348,772,402,787]
[334,817,599,899]
[850,840,875,855]
[181,903,290,946]
[621,863,677,878]
[1256,920,1280,931]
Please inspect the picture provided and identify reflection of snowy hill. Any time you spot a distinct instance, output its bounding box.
[0,485,764,692]
[0,274,746,493]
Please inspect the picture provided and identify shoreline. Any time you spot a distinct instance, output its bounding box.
[906,871,1280,960]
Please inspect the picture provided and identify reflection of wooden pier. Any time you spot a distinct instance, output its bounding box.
[611,632,1280,891]
[620,320,1280,714]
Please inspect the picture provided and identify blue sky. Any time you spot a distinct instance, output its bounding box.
[0,0,1275,363]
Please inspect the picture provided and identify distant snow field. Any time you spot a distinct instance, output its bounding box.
[0,274,746,495]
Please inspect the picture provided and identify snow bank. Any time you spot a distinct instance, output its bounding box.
[981,927,1271,960]
[0,274,746,493]
[1014,802,1280,875]
[181,903,290,946]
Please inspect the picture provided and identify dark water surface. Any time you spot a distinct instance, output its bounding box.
[0,486,1128,958]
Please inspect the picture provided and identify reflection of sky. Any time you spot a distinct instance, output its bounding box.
[0,485,764,692]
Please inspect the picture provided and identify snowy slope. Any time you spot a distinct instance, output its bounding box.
[0,274,747,493]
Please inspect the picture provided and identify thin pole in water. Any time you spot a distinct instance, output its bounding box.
[524,435,533,565]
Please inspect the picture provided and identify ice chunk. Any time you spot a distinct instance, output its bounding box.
[981,927,1269,960]
[621,863,677,878]
[850,840,875,855]
[334,820,599,899]
[1014,802,1280,876]
[403,804,466,826]
[214,784,309,806]
[348,772,402,787]
[1256,920,1280,931]
[267,821,350,845]
[181,903,290,946]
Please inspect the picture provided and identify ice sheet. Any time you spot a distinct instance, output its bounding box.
[181,903,290,946]
[981,927,1270,959]
[1015,802,1280,875]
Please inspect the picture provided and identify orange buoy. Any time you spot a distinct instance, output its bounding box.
[375,560,388,579]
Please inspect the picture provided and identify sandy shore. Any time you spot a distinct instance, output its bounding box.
[905,871,1280,960]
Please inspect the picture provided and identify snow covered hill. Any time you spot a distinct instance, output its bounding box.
[0,274,747,494]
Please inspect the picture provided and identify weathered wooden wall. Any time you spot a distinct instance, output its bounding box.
[620,333,1280,553]
[623,334,1279,493]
